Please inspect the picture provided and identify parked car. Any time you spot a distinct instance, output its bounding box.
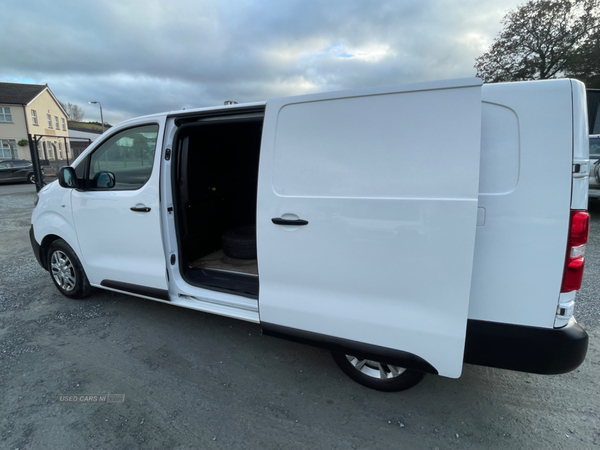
[589,135,600,200]
[0,159,43,184]
[30,77,589,392]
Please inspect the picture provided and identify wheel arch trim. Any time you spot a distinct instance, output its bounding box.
[33,211,82,270]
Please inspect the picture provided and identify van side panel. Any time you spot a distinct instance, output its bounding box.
[468,80,573,328]
[258,79,482,378]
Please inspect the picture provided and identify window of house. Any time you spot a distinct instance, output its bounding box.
[31,109,38,125]
[55,116,59,129]
[0,139,17,158]
[47,114,52,127]
[0,107,13,123]
[61,117,66,130]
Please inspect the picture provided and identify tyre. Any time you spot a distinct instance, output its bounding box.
[47,239,93,299]
[27,173,35,184]
[332,352,425,392]
[222,225,257,259]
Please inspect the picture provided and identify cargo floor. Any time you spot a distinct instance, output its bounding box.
[189,249,258,276]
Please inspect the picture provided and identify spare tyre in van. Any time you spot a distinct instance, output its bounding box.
[222,225,257,259]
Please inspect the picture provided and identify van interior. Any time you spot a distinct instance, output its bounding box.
[172,111,265,298]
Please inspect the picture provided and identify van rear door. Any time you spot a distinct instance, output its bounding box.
[257,79,482,378]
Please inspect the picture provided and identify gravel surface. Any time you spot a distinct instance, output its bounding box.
[0,186,599,450]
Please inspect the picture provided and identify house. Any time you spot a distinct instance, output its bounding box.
[68,128,101,159]
[0,82,70,163]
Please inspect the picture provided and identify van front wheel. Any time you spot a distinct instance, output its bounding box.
[47,239,92,299]
[332,352,425,392]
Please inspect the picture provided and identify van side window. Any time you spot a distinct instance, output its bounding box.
[88,124,159,190]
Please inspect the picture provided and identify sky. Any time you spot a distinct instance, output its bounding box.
[0,0,523,125]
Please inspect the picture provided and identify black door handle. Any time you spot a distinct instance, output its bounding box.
[272,218,308,226]
[130,206,151,212]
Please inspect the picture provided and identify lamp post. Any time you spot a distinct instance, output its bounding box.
[88,101,104,133]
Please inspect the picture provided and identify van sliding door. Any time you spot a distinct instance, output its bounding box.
[256,79,482,378]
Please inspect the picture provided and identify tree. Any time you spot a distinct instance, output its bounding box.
[59,101,85,121]
[565,28,600,85]
[475,0,600,87]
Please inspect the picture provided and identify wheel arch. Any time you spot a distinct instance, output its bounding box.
[39,234,63,270]
[33,209,82,269]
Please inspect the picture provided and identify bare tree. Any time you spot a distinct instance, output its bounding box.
[475,0,600,86]
[59,101,86,121]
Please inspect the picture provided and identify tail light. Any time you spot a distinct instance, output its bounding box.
[561,210,590,292]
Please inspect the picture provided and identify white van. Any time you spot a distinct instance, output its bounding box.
[30,78,590,392]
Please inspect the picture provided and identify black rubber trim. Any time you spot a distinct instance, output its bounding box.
[271,218,308,226]
[29,225,46,270]
[184,268,259,299]
[261,322,439,374]
[464,317,588,374]
[100,280,170,301]
[262,318,588,376]
[172,106,266,126]
[171,117,264,297]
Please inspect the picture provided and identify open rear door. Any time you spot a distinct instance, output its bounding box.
[257,79,482,378]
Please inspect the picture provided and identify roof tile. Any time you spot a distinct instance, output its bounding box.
[0,82,47,105]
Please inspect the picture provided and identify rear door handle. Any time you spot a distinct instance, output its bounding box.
[130,205,151,212]
[271,218,308,226]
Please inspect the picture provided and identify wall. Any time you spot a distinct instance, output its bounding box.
[0,103,29,159]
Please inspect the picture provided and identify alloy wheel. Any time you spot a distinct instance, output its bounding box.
[346,355,406,379]
[50,250,76,291]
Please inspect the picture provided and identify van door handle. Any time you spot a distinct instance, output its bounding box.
[130,205,151,212]
[271,218,308,226]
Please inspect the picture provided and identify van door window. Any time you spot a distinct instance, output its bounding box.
[88,124,159,190]
[590,137,600,159]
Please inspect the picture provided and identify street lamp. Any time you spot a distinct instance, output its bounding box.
[88,101,104,133]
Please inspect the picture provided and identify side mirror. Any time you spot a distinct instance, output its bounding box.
[92,171,116,189]
[58,167,78,189]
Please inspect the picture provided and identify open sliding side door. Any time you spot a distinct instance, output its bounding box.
[256,78,482,377]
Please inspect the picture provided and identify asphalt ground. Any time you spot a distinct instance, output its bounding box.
[0,183,599,450]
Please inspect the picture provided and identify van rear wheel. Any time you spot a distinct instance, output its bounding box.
[332,352,425,392]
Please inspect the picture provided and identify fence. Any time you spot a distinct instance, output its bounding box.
[32,135,93,177]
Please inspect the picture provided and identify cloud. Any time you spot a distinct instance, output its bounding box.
[0,0,522,124]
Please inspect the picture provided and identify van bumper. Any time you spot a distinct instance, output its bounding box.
[29,225,46,270]
[464,317,588,375]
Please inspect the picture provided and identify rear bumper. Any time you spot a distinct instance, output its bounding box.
[29,225,46,270]
[464,317,588,374]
